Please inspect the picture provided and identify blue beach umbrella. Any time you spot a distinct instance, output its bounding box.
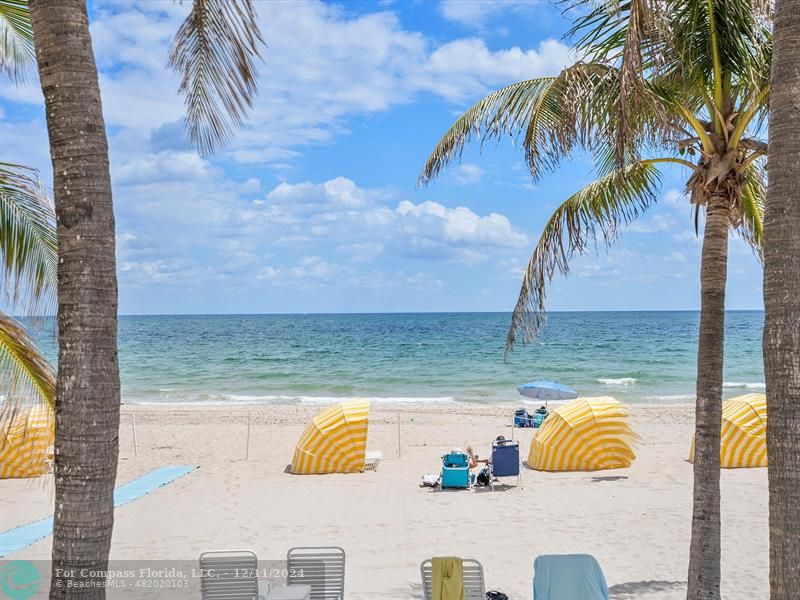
[517,380,578,401]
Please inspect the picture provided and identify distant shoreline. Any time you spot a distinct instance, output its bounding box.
[12,309,766,319]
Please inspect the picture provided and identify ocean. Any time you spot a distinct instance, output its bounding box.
[29,311,764,405]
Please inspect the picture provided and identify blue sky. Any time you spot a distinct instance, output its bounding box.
[0,0,762,315]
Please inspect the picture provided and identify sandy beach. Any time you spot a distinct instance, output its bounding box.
[1,402,768,599]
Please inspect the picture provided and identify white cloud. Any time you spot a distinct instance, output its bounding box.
[396,199,528,256]
[453,163,484,185]
[416,38,571,102]
[112,151,212,185]
[439,0,541,27]
[258,256,339,285]
[662,188,689,206]
[3,1,572,172]
[666,250,688,263]
[108,172,528,292]
[628,214,676,234]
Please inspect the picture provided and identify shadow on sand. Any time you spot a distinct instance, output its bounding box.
[609,579,685,598]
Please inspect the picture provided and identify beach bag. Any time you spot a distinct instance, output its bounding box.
[421,473,440,487]
[476,466,491,486]
[486,592,508,600]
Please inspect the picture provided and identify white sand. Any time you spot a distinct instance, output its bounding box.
[1,403,769,599]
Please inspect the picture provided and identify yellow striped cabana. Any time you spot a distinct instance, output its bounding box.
[527,397,638,471]
[689,393,767,468]
[0,405,54,479]
[290,400,370,474]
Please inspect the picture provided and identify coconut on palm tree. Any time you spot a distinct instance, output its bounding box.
[420,1,769,598]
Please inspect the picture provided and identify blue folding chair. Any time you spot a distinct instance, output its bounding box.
[440,452,471,489]
[533,554,609,600]
[490,439,521,489]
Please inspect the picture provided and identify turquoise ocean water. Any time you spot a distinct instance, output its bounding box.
[30,311,765,405]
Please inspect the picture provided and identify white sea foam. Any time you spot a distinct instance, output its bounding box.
[722,381,766,390]
[521,399,569,406]
[597,377,637,385]
[298,395,456,405]
[125,394,457,406]
[644,394,695,401]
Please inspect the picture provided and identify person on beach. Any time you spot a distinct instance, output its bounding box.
[465,445,489,469]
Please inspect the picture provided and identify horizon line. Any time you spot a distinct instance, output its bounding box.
[17,308,765,318]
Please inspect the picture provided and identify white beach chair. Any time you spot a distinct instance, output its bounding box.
[287,546,345,599]
[364,450,383,471]
[199,549,264,599]
[420,558,485,600]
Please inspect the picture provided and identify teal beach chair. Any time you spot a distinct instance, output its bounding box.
[440,451,471,489]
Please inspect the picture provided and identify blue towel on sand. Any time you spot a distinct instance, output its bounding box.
[533,554,609,600]
[0,465,197,557]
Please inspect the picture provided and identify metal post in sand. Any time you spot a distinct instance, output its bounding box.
[245,413,252,461]
[132,413,139,457]
[397,411,401,458]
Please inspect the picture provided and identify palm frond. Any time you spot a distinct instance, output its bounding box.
[420,63,641,185]
[0,163,58,314]
[506,161,662,351]
[736,158,765,255]
[0,312,55,471]
[0,0,35,82]
[0,312,54,409]
[419,77,558,184]
[169,0,264,156]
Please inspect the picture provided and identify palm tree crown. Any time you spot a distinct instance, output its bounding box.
[420,0,769,351]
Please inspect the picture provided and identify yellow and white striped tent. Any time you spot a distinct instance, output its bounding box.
[290,400,370,474]
[689,393,767,468]
[0,405,54,479]
[528,397,638,471]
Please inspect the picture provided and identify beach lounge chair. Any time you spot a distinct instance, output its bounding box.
[286,546,345,599]
[490,439,521,489]
[199,550,263,599]
[420,558,485,600]
[532,554,609,600]
[440,451,471,489]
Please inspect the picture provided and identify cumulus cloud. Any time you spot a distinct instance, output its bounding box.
[439,0,541,27]
[453,163,484,185]
[2,1,571,177]
[112,151,212,185]
[257,256,339,285]
[108,173,529,292]
[416,38,571,102]
[628,214,677,234]
[395,199,528,258]
[662,188,689,206]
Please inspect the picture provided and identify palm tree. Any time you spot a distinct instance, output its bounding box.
[420,2,769,598]
[20,0,263,596]
[0,0,57,459]
[763,0,800,597]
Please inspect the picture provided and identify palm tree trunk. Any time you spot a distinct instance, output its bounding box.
[28,1,121,597]
[686,193,729,600]
[764,1,800,596]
